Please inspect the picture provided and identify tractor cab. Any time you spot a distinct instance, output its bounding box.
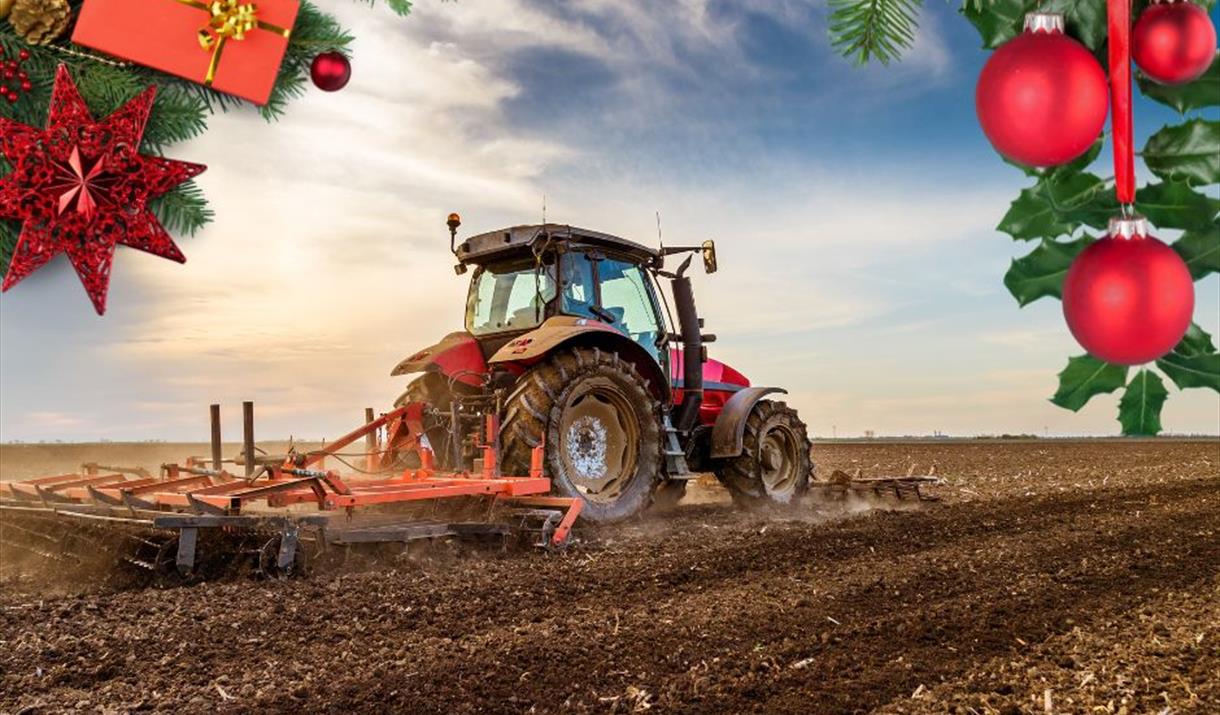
[456,223,673,367]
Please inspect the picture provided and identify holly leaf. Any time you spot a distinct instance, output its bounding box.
[1137,52,1220,114]
[1050,355,1129,411]
[1047,173,1118,229]
[1004,235,1094,306]
[1005,136,1104,180]
[1157,349,1220,392]
[998,173,1114,240]
[1135,180,1220,231]
[1142,119,1220,187]
[1046,136,1104,182]
[1172,224,1220,279]
[961,0,1026,48]
[1039,0,1110,50]
[963,0,1110,50]
[1117,369,1168,436]
[999,186,1075,240]
[1173,323,1218,358]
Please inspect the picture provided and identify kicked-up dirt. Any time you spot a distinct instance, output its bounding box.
[0,438,1217,714]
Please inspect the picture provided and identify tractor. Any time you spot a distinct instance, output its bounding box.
[390,215,813,522]
[0,216,936,581]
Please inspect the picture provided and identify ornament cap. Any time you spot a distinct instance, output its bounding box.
[1024,12,1065,33]
[1108,215,1151,240]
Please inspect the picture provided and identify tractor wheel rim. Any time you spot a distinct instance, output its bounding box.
[559,378,639,503]
[760,424,799,497]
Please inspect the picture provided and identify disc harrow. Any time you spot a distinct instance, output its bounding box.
[809,467,942,503]
[0,402,583,585]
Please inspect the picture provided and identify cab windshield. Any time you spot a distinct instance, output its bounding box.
[465,258,557,335]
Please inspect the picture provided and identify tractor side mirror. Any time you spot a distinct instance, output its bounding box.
[701,240,718,274]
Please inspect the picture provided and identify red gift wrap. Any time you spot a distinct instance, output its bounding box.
[72,0,299,105]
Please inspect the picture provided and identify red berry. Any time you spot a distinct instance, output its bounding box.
[18,50,30,61]
[20,81,32,92]
[5,94,16,104]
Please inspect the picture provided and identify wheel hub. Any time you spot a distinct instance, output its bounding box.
[566,415,609,481]
[557,379,640,503]
[759,426,799,497]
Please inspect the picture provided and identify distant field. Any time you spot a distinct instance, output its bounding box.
[0,441,327,481]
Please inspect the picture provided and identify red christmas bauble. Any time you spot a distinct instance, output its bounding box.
[1062,218,1194,365]
[1132,0,1216,85]
[310,52,351,92]
[976,14,1109,167]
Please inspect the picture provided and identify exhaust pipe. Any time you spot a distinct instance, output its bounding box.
[672,258,702,432]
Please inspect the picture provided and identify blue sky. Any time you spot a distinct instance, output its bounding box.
[1,0,1217,441]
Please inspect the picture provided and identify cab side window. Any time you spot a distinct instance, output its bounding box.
[560,252,599,320]
[599,258,663,362]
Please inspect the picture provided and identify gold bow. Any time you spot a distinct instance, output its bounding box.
[176,0,291,86]
[198,0,259,49]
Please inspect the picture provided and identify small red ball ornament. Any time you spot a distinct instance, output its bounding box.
[976,13,1109,167]
[310,51,351,92]
[1132,0,1217,85]
[1062,217,1195,365]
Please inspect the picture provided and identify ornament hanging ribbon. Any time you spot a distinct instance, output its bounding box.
[174,0,291,86]
[1107,0,1136,206]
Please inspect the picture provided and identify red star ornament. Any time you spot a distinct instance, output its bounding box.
[0,65,206,314]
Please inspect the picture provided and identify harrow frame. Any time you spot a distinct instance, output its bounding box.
[0,403,583,578]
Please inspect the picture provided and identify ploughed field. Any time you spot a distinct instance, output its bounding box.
[0,439,1217,714]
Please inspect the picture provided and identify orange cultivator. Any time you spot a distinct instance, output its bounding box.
[0,402,582,582]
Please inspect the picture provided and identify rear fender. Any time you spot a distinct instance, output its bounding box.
[709,387,787,459]
[489,316,670,403]
[390,331,487,387]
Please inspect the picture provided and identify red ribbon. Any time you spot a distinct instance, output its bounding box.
[1108,0,1135,205]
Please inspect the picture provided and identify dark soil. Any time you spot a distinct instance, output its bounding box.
[0,439,1217,714]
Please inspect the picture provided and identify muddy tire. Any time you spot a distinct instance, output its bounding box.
[501,347,662,523]
[716,400,811,506]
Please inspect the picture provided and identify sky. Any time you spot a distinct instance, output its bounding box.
[1,0,1217,442]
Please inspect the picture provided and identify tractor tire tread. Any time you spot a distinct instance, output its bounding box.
[501,346,662,523]
[716,400,812,506]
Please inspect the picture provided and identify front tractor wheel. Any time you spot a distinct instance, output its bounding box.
[501,347,662,523]
[716,400,812,506]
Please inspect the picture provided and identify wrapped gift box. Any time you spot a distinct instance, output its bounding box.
[72,0,299,105]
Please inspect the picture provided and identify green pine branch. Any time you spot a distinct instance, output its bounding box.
[829,0,923,65]
[151,181,214,236]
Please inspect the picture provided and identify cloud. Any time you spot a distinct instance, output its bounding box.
[1,1,1214,442]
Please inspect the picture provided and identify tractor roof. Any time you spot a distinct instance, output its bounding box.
[456,224,659,265]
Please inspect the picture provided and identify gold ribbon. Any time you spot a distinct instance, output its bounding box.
[175,0,292,85]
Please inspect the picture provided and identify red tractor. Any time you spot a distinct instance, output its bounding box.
[391,216,813,522]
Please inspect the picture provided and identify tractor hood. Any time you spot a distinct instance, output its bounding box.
[391,331,487,387]
[670,349,750,426]
[669,350,751,392]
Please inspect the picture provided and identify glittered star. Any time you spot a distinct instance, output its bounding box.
[0,65,206,314]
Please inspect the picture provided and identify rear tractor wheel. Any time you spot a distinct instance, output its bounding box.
[716,400,812,506]
[501,347,662,523]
